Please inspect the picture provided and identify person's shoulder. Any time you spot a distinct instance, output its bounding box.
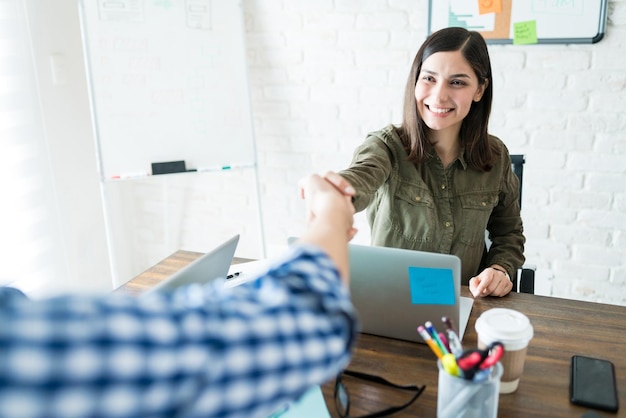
[367,124,400,141]
[487,134,513,162]
[0,286,28,304]
[487,134,506,150]
[364,124,403,152]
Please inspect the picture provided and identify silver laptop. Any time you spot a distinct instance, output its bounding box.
[286,237,473,344]
[348,243,473,344]
[143,234,240,295]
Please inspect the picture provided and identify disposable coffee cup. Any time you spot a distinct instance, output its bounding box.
[475,308,533,394]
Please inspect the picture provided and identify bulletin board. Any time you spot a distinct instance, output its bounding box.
[428,0,609,45]
[79,0,257,180]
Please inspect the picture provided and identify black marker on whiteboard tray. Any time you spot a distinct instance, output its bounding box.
[152,160,187,175]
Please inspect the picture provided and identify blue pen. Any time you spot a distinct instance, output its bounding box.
[425,321,449,355]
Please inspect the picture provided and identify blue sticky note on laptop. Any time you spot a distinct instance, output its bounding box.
[408,266,455,305]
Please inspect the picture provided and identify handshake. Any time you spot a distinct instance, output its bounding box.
[297,172,358,283]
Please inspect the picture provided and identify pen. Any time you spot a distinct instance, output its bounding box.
[442,316,458,335]
[438,332,450,352]
[417,326,443,359]
[425,321,449,355]
[446,329,464,357]
[442,316,463,356]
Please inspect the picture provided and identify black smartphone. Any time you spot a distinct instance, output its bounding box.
[570,355,619,412]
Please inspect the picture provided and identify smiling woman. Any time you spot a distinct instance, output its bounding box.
[0,0,69,296]
[414,49,488,165]
[321,27,525,298]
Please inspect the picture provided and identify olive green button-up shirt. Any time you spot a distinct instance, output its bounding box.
[339,125,525,285]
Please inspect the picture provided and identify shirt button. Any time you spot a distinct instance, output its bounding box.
[415,196,421,202]
[481,201,487,206]
[441,184,446,190]
[445,222,451,228]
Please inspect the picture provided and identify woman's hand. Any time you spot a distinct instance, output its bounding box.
[469,265,513,297]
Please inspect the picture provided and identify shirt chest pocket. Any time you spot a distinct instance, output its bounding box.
[459,193,499,246]
[396,185,434,207]
[392,184,435,243]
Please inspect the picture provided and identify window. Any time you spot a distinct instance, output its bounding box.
[0,0,69,297]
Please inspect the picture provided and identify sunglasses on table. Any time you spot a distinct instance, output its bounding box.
[334,369,426,418]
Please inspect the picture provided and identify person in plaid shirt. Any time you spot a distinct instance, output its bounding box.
[0,173,359,418]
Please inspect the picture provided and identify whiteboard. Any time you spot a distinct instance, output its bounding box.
[429,0,608,44]
[79,0,256,180]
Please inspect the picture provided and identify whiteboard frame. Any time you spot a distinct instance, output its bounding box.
[78,0,258,180]
[428,0,609,45]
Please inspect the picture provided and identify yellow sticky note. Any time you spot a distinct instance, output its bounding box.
[478,0,502,15]
[513,20,538,45]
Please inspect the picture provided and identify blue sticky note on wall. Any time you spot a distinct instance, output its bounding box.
[408,267,455,305]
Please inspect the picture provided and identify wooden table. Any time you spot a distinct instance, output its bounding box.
[118,251,626,417]
[115,250,253,296]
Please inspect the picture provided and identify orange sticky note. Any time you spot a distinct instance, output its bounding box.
[478,0,502,14]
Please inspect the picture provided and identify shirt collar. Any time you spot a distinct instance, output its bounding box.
[457,145,468,169]
[424,146,468,169]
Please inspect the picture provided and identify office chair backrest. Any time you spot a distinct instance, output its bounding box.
[509,154,535,294]
[510,154,525,209]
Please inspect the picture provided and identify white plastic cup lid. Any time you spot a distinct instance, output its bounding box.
[475,308,534,351]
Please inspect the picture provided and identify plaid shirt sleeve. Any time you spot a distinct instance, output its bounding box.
[0,244,359,418]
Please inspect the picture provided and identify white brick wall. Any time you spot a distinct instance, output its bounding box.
[128,0,626,305]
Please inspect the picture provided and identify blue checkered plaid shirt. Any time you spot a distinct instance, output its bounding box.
[0,244,358,418]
